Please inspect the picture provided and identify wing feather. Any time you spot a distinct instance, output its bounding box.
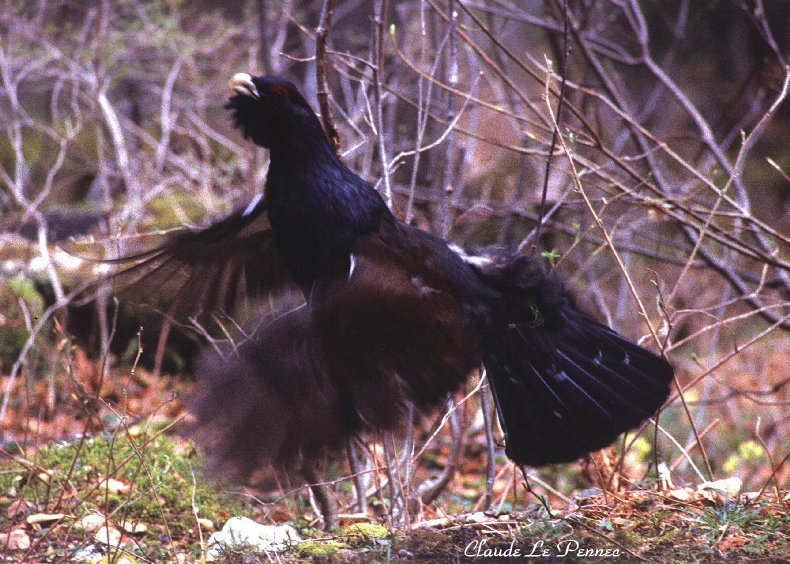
[88,198,294,319]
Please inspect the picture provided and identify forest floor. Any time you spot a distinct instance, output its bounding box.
[0,352,788,563]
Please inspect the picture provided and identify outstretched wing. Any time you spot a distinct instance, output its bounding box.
[92,197,294,319]
[190,303,346,475]
[191,222,484,473]
[311,223,483,431]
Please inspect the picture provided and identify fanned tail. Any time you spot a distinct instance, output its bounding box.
[477,255,673,466]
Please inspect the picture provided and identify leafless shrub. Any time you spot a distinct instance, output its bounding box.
[1,0,787,530]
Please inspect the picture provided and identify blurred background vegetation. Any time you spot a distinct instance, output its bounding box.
[0,0,787,554]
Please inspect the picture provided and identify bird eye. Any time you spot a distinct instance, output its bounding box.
[270,84,291,103]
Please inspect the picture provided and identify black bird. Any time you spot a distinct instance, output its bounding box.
[107,74,673,475]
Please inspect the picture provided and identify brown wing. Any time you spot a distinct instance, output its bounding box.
[190,303,346,475]
[312,223,482,433]
[92,198,295,319]
[190,222,484,473]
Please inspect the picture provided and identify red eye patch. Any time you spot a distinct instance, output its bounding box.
[270,84,291,102]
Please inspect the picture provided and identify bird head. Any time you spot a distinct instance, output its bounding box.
[226,73,325,154]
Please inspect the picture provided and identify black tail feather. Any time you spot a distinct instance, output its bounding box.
[477,256,673,466]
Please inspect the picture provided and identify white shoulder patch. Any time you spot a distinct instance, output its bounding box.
[242,192,264,217]
[348,253,357,280]
[447,242,493,267]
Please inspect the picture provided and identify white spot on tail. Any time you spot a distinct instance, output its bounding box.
[593,350,603,364]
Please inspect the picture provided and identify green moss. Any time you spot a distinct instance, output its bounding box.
[0,430,250,536]
[144,192,212,230]
[516,518,572,544]
[7,277,45,314]
[342,522,390,546]
[296,540,345,558]
[722,439,766,473]
[98,556,138,564]
[0,276,47,364]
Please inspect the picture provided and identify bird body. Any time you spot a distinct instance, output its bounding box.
[265,150,389,289]
[108,74,673,475]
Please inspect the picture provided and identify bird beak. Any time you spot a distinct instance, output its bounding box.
[229,73,260,100]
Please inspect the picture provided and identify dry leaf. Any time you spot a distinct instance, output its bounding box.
[119,520,148,534]
[94,525,122,546]
[101,478,130,494]
[6,498,30,519]
[657,462,674,491]
[697,477,742,505]
[0,529,31,550]
[79,513,108,532]
[668,486,695,502]
[197,518,215,531]
[26,513,65,525]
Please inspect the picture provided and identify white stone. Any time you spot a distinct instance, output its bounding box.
[206,517,300,560]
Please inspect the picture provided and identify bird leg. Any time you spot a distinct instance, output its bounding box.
[346,438,368,514]
[480,379,497,511]
[417,398,464,505]
[302,459,337,531]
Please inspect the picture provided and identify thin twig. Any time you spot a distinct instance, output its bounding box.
[315,0,342,155]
